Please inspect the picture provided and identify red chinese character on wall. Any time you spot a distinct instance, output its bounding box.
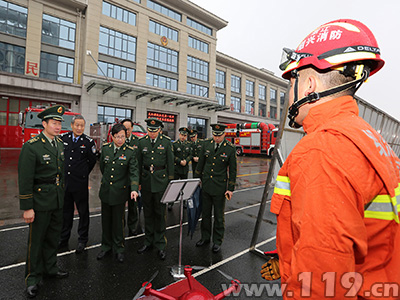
[26,61,38,76]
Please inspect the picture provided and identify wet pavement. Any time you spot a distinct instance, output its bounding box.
[0,148,281,300]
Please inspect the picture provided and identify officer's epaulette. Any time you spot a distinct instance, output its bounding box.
[56,136,63,143]
[60,132,68,137]
[139,135,148,141]
[162,134,171,140]
[126,145,134,150]
[225,140,235,148]
[27,136,40,144]
[173,139,179,144]
[84,134,93,142]
[205,138,213,142]
[103,142,111,147]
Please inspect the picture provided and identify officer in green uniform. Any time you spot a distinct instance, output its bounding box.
[194,124,237,253]
[18,105,68,298]
[121,119,142,236]
[168,127,192,210]
[189,129,203,174]
[137,118,174,260]
[96,123,139,263]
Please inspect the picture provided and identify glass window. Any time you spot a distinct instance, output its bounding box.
[0,41,25,74]
[40,52,74,83]
[187,116,207,139]
[147,42,178,73]
[188,36,209,53]
[147,0,181,22]
[280,91,285,105]
[102,1,136,26]
[231,75,241,93]
[186,17,212,36]
[215,69,225,89]
[146,73,177,91]
[259,84,266,100]
[42,14,76,50]
[230,96,241,112]
[0,0,27,38]
[259,103,266,117]
[187,56,208,81]
[216,92,225,106]
[187,82,208,97]
[99,26,136,61]
[149,20,178,42]
[270,106,277,119]
[246,80,254,97]
[98,105,132,124]
[270,88,277,104]
[245,100,254,115]
[98,61,135,82]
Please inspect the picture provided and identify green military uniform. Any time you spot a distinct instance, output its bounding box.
[173,133,192,180]
[137,120,174,251]
[99,142,139,254]
[18,105,65,288]
[126,135,141,234]
[194,124,237,246]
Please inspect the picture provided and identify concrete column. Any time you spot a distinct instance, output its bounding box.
[24,1,43,78]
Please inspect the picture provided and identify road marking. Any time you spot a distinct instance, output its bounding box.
[0,186,271,272]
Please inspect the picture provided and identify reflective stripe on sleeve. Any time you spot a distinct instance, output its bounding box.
[364,185,400,223]
[274,175,291,197]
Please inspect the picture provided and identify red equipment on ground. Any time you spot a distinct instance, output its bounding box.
[225,122,278,157]
[138,266,240,300]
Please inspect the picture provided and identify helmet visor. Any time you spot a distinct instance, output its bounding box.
[279,48,313,71]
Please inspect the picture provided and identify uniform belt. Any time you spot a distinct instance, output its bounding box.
[34,175,60,185]
[143,165,165,172]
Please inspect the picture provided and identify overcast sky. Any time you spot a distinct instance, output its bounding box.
[190,0,400,121]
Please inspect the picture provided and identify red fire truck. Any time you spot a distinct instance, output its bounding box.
[225,122,278,157]
[19,107,80,145]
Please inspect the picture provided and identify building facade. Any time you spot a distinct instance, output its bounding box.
[0,0,288,148]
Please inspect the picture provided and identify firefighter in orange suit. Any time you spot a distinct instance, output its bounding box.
[265,19,400,299]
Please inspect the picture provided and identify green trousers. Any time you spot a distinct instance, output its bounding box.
[200,190,226,246]
[142,190,167,250]
[100,202,125,254]
[25,209,63,286]
[127,199,139,232]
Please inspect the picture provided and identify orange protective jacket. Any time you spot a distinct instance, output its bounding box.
[271,96,400,299]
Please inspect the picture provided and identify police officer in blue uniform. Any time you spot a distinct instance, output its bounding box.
[59,114,96,253]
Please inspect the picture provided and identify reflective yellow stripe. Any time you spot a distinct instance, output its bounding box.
[364,185,400,223]
[274,176,291,196]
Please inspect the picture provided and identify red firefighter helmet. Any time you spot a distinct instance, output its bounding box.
[280,19,384,79]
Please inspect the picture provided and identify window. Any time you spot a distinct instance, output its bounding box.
[246,80,254,97]
[270,106,277,119]
[147,0,181,21]
[187,56,208,81]
[280,108,284,119]
[98,105,132,124]
[245,100,254,115]
[147,42,178,73]
[216,92,225,106]
[187,17,212,36]
[102,1,136,26]
[149,20,178,42]
[42,14,76,50]
[40,52,74,83]
[99,26,136,61]
[0,0,27,38]
[259,103,266,117]
[187,117,207,139]
[98,61,135,82]
[231,75,241,93]
[0,42,25,74]
[259,84,266,100]
[230,96,241,112]
[216,69,225,89]
[187,82,208,97]
[188,36,208,53]
[270,88,277,104]
[146,73,177,91]
[280,92,286,105]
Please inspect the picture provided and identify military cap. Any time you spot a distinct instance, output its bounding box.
[189,129,198,137]
[179,127,189,135]
[211,123,227,136]
[145,118,163,131]
[37,105,65,121]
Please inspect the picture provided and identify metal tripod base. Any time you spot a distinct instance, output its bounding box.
[170,265,185,279]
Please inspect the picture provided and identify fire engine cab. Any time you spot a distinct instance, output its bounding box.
[225,122,278,157]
